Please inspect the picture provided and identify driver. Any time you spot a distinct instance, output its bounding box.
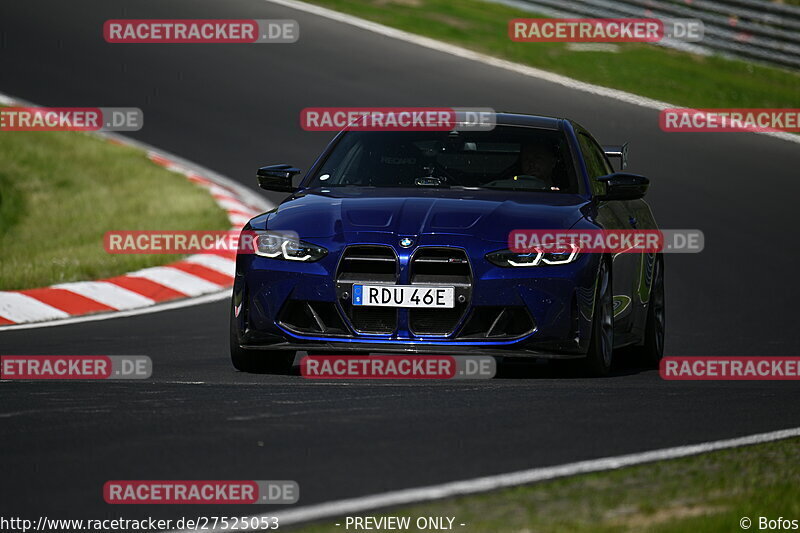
[516,142,558,185]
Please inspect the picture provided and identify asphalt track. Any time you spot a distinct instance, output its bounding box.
[1,0,799,524]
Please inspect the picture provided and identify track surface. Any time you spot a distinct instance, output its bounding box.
[1,0,799,523]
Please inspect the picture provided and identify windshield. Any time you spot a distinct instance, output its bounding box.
[305,126,579,193]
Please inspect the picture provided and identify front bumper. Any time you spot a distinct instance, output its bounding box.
[233,234,600,356]
[239,342,586,359]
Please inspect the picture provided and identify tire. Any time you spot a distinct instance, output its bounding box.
[635,255,665,367]
[582,259,614,377]
[229,308,296,374]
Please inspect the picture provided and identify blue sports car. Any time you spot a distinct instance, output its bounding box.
[231,113,665,376]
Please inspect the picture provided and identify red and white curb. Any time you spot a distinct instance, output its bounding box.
[0,92,272,329]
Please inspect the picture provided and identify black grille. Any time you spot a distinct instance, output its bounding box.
[409,248,472,335]
[337,245,398,334]
[337,245,397,283]
[350,306,396,334]
[408,308,465,336]
[409,247,471,284]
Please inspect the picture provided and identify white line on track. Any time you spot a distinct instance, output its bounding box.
[178,426,800,531]
[263,0,800,146]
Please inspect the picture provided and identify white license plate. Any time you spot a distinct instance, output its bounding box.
[352,285,455,308]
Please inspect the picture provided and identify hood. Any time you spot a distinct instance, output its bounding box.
[264,188,589,243]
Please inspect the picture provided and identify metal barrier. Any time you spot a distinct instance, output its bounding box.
[495,0,800,70]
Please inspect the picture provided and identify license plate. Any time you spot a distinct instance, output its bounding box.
[352,285,455,308]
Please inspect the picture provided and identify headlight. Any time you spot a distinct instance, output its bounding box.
[253,231,327,262]
[486,244,579,267]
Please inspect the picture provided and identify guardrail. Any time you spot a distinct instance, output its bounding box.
[495,0,800,70]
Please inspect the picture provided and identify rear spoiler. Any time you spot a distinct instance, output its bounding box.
[603,143,628,170]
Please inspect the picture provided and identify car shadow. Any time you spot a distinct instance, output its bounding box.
[496,350,654,379]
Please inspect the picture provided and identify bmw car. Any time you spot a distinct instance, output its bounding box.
[230,113,665,376]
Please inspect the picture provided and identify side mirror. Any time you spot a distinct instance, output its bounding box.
[257,164,301,193]
[596,172,649,201]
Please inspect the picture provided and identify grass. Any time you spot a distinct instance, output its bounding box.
[302,0,800,108]
[292,437,800,532]
[0,129,230,290]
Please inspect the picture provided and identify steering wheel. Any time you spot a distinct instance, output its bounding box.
[426,160,465,186]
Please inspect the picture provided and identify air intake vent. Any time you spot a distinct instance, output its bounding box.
[278,300,349,335]
[458,306,535,339]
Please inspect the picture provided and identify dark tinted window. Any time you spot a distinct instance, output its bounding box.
[577,132,614,195]
[307,127,579,193]
[577,132,613,177]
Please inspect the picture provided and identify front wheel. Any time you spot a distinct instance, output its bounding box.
[634,255,665,367]
[582,259,614,377]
